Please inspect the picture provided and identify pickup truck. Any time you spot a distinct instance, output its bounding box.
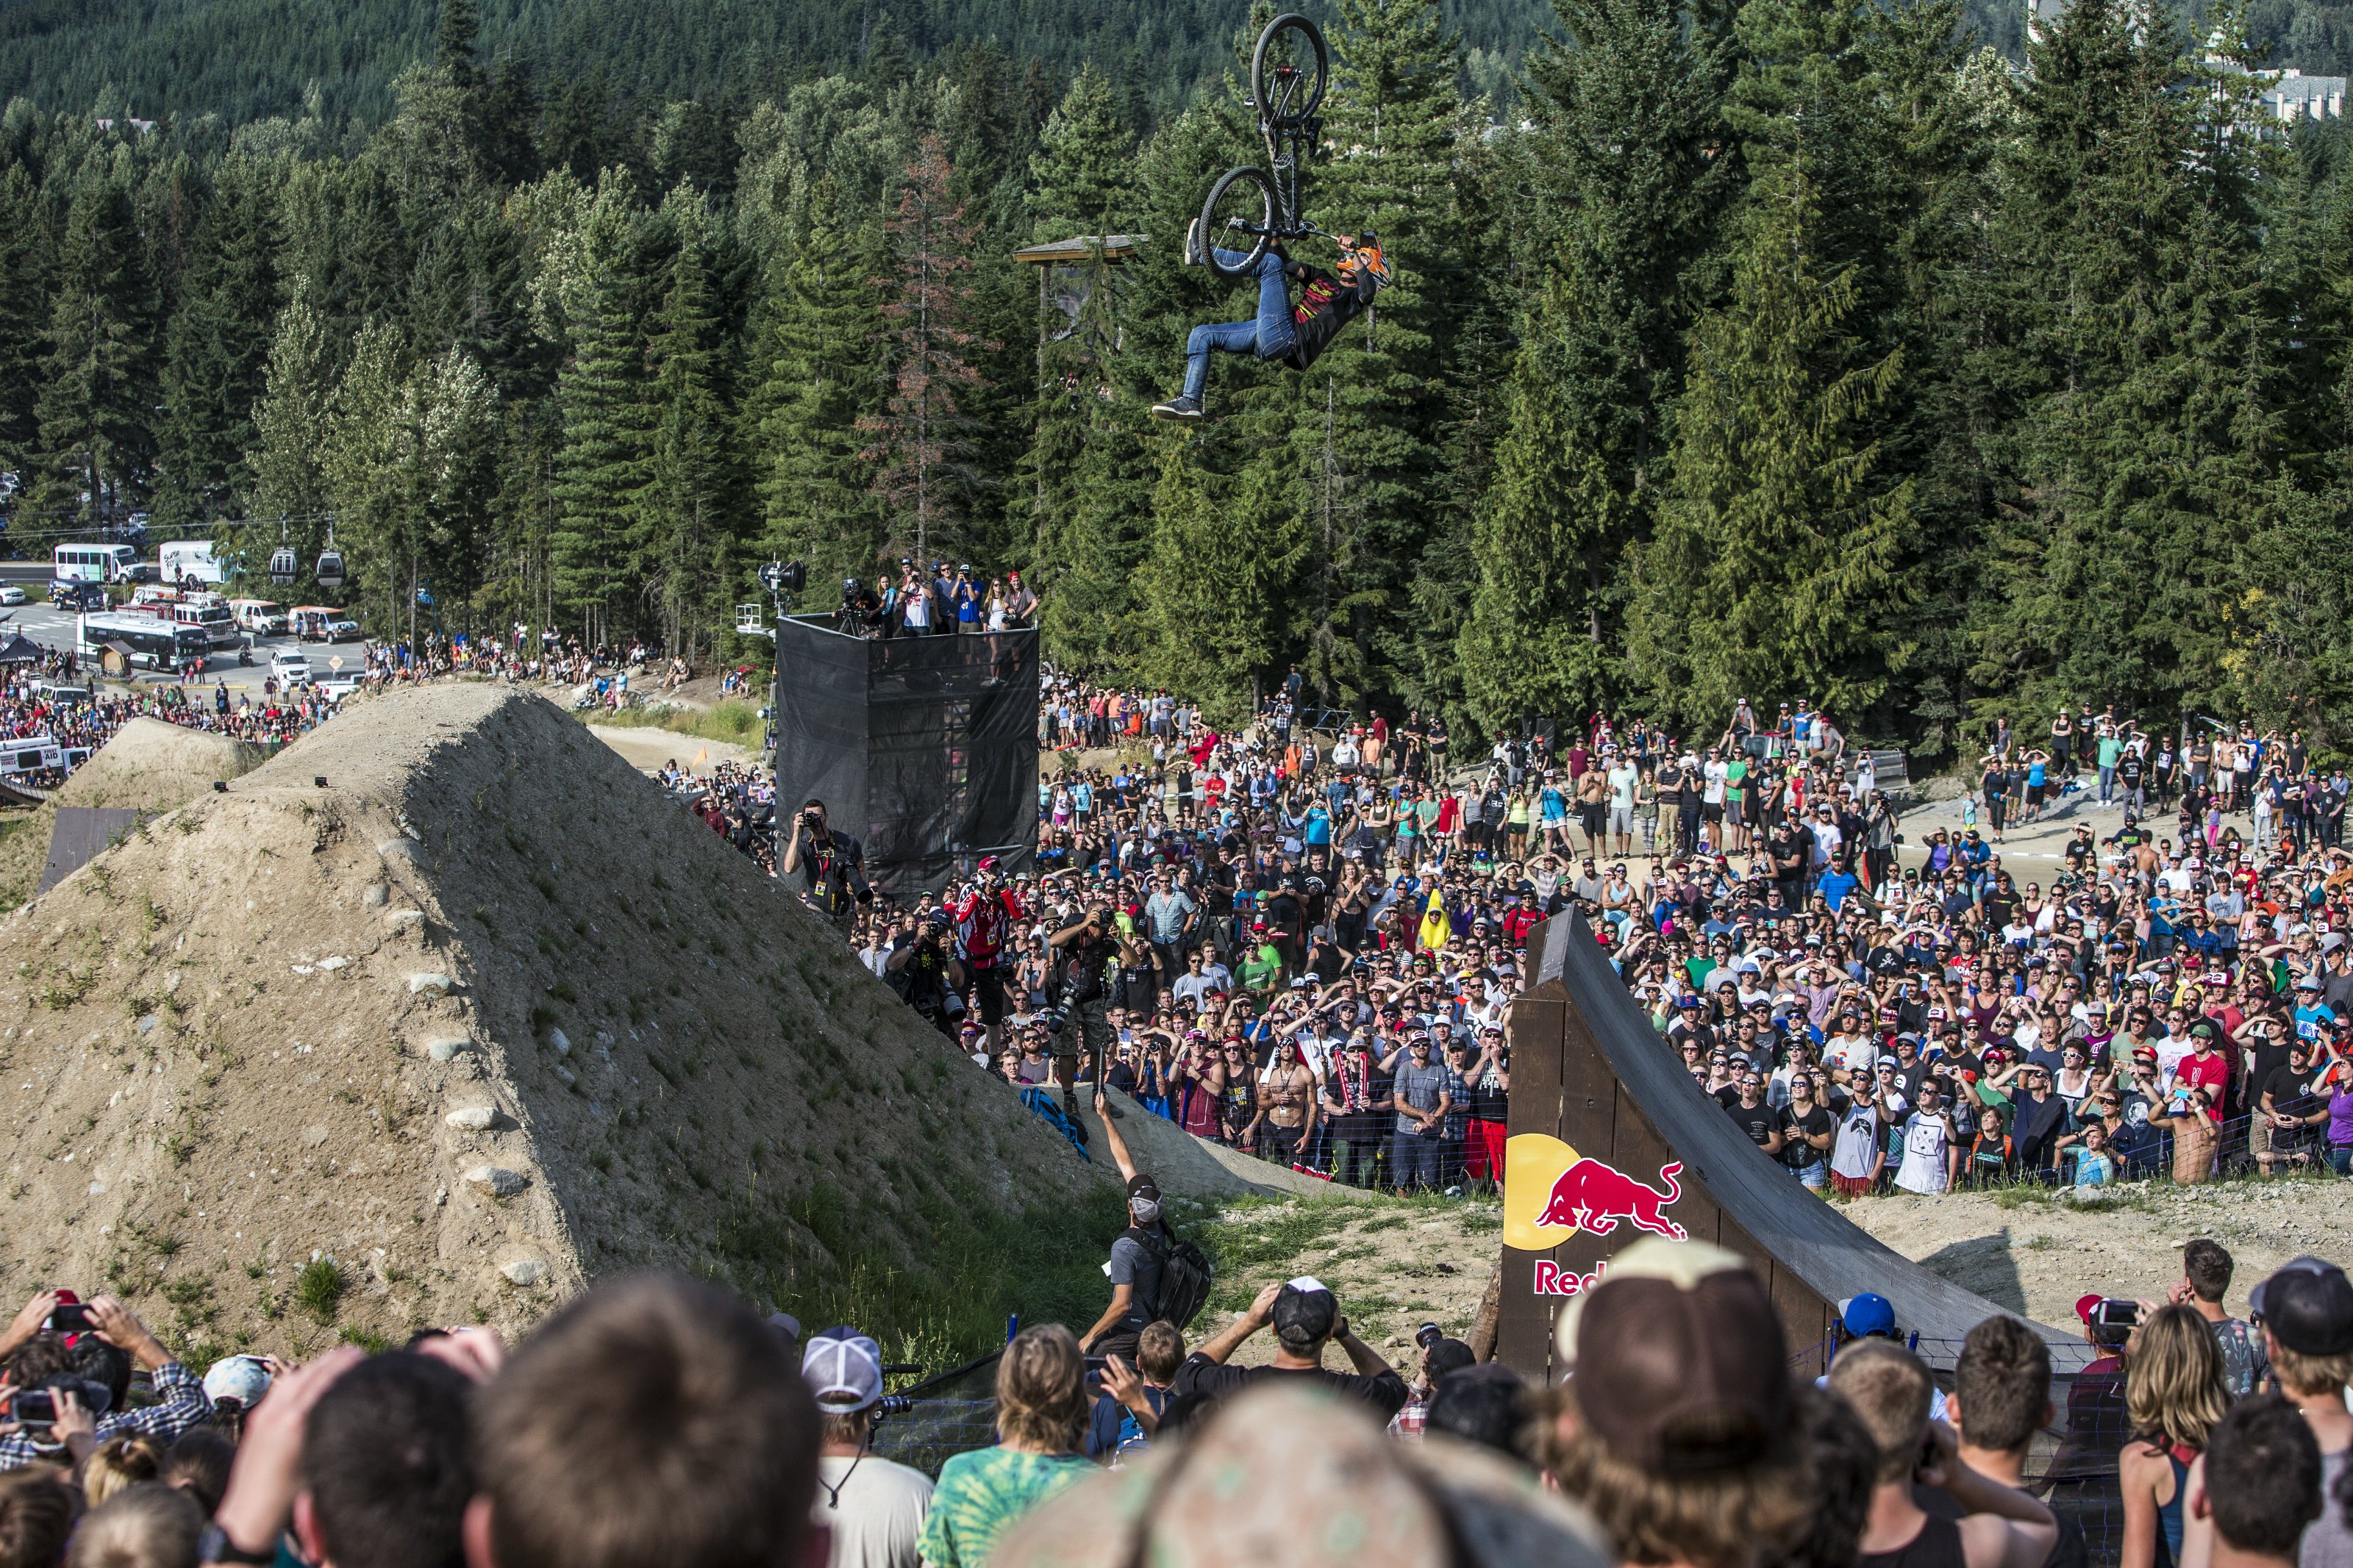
[269,650,312,686]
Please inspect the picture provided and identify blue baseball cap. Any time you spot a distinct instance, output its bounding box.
[1840,1292,1897,1339]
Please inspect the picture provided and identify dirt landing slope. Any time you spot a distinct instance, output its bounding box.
[0,719,267,910]
[0,683,1107,1356]
[1074,1089,1336,1200]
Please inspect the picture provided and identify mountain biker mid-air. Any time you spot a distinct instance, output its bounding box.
[1151,229,1389,422]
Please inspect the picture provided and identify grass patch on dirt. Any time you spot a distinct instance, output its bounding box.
[710,1174,1126,1375]
[581,699,764,748]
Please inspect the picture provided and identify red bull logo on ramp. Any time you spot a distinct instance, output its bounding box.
[1504,1133,1688,1253]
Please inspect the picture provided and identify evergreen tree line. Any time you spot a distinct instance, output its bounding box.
[1,0,2352,753]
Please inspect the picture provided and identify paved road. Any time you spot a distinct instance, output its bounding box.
[0,597,360,698]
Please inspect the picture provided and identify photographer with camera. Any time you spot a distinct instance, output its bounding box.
[782,798,872,934]
[0,1290,210,1472]
[1388,1324,1476,1439]
[886,913,966,1039]
[804,1328,932,1568]
[1049,903,1117,1116]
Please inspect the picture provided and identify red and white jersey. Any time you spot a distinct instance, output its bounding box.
[951,887,1024,969]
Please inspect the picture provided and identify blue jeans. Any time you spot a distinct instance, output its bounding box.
[1181,249,1296,401]
[1391,1126,1444,1189]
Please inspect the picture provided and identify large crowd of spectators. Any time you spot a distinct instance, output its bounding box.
[1,1236,2347,1568]
[0,652,340,790]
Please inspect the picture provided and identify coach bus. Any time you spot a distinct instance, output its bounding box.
[76,613,208,671]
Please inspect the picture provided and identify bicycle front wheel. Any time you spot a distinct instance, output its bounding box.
[1200,167,1277,280]
[1251,13,1329,128]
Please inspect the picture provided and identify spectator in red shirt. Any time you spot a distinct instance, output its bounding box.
[2175,1018,2232,1106]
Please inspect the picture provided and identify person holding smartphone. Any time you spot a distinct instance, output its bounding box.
[0,1291,210,1469]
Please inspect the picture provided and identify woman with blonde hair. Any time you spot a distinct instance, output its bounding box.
[917,1325,1092,1568]
[78,1434,163,1509]
[2120,1303,2231,1568]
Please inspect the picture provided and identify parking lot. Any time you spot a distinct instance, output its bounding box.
[0,581,365,697]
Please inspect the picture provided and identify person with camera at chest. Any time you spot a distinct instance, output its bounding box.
[804,1328,933,1568]
[885,912,966,1039]
[0,1289,211,1472]
[782,798,872,934]
[1049,901,1118,1117]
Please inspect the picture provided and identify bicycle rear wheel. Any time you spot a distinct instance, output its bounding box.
[1200,167,1277,280]
[1251,13,1329,129]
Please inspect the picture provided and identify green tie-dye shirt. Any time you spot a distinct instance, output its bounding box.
[916,1447,1092,1568]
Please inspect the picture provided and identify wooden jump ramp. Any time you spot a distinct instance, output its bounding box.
[1497,911,2077,1383]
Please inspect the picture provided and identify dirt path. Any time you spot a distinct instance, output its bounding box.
[586,724,751,775]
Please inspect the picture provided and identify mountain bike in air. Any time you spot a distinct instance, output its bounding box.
[1198,13,1332,279]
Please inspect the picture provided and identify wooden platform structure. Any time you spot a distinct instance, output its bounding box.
[1496,910,2077,1383]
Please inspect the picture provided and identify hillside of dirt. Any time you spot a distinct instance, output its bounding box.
[0,683,1108,1358]
[1846,1177,2353,1328]
[0,718,267,909]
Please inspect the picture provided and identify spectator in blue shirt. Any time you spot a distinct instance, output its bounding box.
[1816,855,1860,912]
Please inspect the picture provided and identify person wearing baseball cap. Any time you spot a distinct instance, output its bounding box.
[1171,1277,1406,1421]
[1079,1092,1174,1368]
[1538,1239,1813,1567]
[803,1327,934,1568]
[2251,1257,2353,1564]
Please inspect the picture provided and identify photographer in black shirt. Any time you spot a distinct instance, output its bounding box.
[780,798,871,931]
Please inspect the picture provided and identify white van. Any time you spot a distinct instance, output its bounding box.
[159,540,225,586]
[229,598,288,635]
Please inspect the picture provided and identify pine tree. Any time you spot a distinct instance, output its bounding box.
[1458,0,1739,726]
[1025,64,1132,237]
[551,188,656,638]
[0,164,49,478]
[321,322,413,627]
[1135,438,1305,721]
[1460,283,1627,726]
[1018,63,1146,665]
[244,277,339,577]
[750,177,886,589]
[34,176,158,524]
[860,135,993,565]
[1296,0,1466,710]
[643,189,742,656]
[1629,167,1915,726]
[156,159,279,526]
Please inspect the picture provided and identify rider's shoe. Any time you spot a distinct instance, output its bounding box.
[1151,395,1204,421]
[1185,217,1204,267]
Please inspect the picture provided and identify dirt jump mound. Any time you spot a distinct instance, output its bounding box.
[0,718,268,910]
[0,683,1108,1356]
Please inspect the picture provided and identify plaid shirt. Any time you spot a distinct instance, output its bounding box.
[0,1360,210,1472]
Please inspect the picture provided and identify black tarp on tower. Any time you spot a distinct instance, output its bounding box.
[771,616,1038,894]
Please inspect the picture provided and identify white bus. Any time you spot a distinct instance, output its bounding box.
[52,543,137,584]
[77,613,209,670]
[159,540,225,586]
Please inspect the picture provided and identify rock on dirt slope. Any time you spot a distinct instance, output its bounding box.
[0,683,1107,1356]
[0,718,267,909]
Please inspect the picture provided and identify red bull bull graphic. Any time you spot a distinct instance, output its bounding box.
[1536,1158,1685,1239]
[1503,1133,1689,1253]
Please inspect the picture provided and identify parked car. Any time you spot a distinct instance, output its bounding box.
[269,649,312,686]
[0,586,24,606]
